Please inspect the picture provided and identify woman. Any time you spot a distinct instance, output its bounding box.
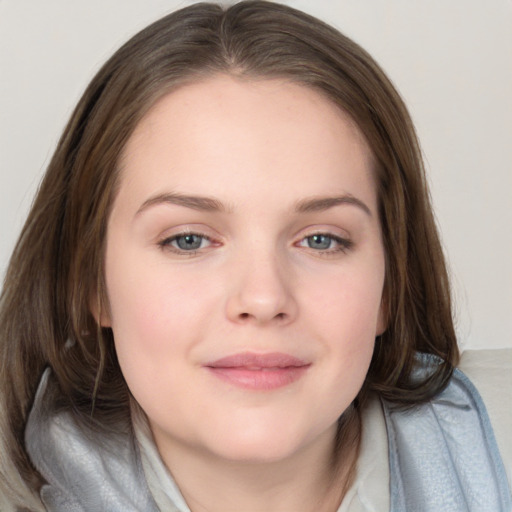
[0,2,510,510]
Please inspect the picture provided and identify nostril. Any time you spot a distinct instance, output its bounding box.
[238,312,287,321]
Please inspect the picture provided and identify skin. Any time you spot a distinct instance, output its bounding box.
[101,75,386,511]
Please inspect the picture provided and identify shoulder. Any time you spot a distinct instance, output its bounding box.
[25,369,158,511]
[379,351,512,510]
[458,348,512,486]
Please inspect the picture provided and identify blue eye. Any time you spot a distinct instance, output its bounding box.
[160,233,211,252]
[306,234,334,250]
[174,234,205,250]
[298,233,352,253]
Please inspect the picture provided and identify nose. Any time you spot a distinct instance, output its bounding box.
[225,251,298,325]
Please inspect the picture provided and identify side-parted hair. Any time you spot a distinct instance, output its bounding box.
[0,1,458,507]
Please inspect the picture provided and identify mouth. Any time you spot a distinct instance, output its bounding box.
[204,352,311,391]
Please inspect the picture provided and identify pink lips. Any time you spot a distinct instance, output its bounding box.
[204,352,310,390]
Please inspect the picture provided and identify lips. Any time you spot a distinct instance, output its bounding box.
[204,352,310,390]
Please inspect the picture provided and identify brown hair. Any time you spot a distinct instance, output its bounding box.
[0,1,458,506]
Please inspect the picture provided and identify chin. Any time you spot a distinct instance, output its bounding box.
[213,440,301,464]
[203,420,327,465]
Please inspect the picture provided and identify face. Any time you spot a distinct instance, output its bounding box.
[102,75,386,466]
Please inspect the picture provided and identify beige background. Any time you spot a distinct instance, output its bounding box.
[1,0,511,350]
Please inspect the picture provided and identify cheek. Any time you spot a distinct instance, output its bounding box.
[106,243,207,329]
[104,267,204,419]
[103,248,208,376]
[302,264,384,386]
[293,273,381,438]
[306,267,384,336]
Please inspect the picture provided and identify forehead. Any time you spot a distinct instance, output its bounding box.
[117,75,376,210]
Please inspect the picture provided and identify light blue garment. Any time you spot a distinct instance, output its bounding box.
[25,370,160,511]
[26,359,511,511]
[383,356,512,511]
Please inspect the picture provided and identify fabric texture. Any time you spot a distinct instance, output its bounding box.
[383,355,511,511]
[25,370,159,512]
[25,349,512,511]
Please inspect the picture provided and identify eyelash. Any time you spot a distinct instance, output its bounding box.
[157,231,353,256]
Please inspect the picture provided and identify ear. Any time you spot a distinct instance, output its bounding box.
[375,294,388,336]
[90,289,112,328]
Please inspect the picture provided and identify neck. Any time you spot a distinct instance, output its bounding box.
[154,410,361,512]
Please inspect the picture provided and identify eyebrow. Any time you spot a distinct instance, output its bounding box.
[294,195,372,216]
[136,192,229,216]
[136,192,371,217]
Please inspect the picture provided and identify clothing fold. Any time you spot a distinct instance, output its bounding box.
[25,352,512,511]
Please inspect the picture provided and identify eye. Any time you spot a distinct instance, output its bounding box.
[297,233,352,253]
[304,234,334,250]
[159,233,212,253]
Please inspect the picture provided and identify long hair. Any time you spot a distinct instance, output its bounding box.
[0,1,457,506]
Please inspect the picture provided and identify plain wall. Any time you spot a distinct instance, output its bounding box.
[1,0,511,350]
